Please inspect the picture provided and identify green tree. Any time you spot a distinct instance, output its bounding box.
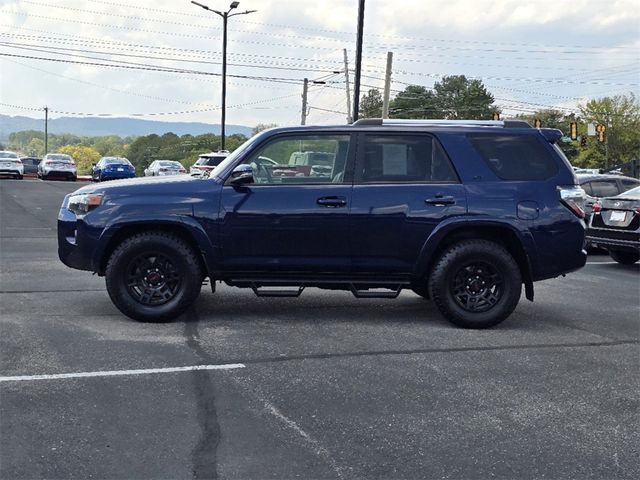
[433,75,497,120]
[578,93,640,169]
[58,145,101,174]
[360,88,383,118]
[252,123,278,136]
[389,85,438,119]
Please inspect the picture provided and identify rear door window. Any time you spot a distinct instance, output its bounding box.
[467,134,558,180]
[357,134,458,183]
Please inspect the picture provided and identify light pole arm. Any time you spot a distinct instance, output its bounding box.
[229,9,257,16]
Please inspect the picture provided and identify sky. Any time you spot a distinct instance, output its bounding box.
[0,0,638,129]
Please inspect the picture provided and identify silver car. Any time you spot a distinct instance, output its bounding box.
[38,153,77,181]
[144,160,187,176]
[0,150,24,179]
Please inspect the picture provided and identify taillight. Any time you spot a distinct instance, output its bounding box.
[558,186,586,219]
[636,207,640,215]
[592,202,602,213]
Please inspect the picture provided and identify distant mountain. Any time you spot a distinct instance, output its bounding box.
[0,114,252,140]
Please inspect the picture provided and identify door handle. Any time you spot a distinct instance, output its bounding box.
[425,196,456,206]
[317,196,347,208]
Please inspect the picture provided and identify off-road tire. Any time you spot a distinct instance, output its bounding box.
[609,250,639,265]
[105,232,203,322]
[429,240,522,329]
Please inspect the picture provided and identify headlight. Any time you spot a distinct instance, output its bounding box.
[68,193,104,216]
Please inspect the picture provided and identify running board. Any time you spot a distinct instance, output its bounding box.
[350,284,403,299]
[251,284,305,297]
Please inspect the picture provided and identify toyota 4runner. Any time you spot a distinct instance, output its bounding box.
[58,119,587,328]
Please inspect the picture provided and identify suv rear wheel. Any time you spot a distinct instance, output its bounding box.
[429,240,522,329]
[105,232,203,322]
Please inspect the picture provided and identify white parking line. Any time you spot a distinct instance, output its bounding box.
[0,363,245,383]
[586,261,628,265]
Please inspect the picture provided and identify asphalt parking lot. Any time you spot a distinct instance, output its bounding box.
[1,178,638,479]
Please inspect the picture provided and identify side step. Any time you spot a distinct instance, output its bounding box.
[350,284,402,299]
[251,284,305,297]
[247,282,403,299]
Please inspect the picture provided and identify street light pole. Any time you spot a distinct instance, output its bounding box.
[191,1,256,151]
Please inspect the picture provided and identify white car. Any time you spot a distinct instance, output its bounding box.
[38,153,77,181]
[144,160,187,176]
[0,150,24,179]
[190,151,229,177]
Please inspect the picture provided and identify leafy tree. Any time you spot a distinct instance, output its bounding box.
[252,123,278,136]
[433,75,497,120]
[578,93,640,169]
[360,88,383,118]
[58,145,101,174]
[389,85,438,119]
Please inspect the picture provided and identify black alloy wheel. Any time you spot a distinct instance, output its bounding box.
[105,232,204,322]
[429,240,522,329]
[126,253,182,306]
[450,261,503,313]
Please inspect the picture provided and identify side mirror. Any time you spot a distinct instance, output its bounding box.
[229,164,254,185]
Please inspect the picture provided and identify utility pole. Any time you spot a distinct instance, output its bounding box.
[301,78,309,125]
[382,51,393,119]
[44,106,48,155]
[191,1,256,151]
[352,0,365,122]
[343,49,352,124]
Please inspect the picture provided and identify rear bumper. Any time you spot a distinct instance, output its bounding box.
[586,235,639,252]
[100,172,135,180]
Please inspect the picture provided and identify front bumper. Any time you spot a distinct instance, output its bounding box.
[58,201,101,272]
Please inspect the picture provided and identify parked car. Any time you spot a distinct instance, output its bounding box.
[586,186,640,264]
[38,153,76,181]
[20,157,41,176]
[189,151,229,177]
[58,119,587,328]
[92,157,135,182]
[577,173,639,220]
[0,150,24,179]
[144,160,187,177]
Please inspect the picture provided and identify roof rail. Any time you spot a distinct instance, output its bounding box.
[351,118,531,128]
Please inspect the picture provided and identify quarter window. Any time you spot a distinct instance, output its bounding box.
[358,134,458,183]
[467,134,558,180]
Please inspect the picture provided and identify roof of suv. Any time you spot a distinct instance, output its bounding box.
[576,173,638,183]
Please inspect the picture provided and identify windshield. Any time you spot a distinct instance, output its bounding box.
[0,151,18,159]
[620,186,640,197]
[158,161,180,167]
[211,133,264,179]
[104,157,130,165]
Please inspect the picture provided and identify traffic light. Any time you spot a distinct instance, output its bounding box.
[492,112,500,121]
[534,118,542,129]
[580,136,587,147]
[596,124,606,143]
[569,122,578,140]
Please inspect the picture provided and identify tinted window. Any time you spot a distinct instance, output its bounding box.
[358,134,458,183]
[581,181,594,196]
[620,178,640,192]
[590,180,619,197]
[467,134,558,180]
[239,134,351,184]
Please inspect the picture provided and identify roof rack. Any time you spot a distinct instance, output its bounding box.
[352,118,531,128]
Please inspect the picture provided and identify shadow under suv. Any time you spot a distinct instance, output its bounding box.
[58,119,587,328]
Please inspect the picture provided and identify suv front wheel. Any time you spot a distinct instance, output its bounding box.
[429,240,522,329]
[105,232,203,322]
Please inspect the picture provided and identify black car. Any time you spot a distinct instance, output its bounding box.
[20,157,41,175]
[576,173,639,220]
[586,186,640,264]
[58,119,587,328]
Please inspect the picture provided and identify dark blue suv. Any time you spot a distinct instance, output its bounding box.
[58,120,587,328]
